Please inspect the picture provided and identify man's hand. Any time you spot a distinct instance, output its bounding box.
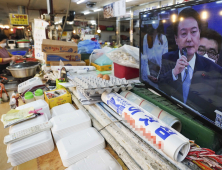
[172,55,189,76]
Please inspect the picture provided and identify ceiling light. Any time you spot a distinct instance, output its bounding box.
[67,21,74,25]
[5,26,9,29]
[201,11,208,19]
[77,0,85,4]
[73,30,76,33]
[180,17,184,21]
[216,0,222,3]
[171,8,176,11]
[162,20,166,23]
[84,12,90,15]
[126,0,133,2]
[220,11,222,15]
[161,11,165,13]
[10,28,13,31]
[97,29,101,33]
[94,9,102,12]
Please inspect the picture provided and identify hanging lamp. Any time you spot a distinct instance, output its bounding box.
[97,12,101,33]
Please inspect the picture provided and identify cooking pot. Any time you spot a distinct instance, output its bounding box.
[7,61,41,78]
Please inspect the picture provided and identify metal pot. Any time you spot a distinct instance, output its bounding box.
[6,61,41,78]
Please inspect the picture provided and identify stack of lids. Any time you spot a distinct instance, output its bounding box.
[56,127,105,167]
[7,111,54,166]
[65,150,122,170]
[50,111,91,143]
[51,103,76,117]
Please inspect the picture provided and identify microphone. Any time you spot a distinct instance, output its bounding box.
[181,48,188,73]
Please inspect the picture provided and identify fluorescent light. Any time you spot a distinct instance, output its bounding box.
[126,0,133,2]
[94,9,102,12]
[143,15,146,17]
[77,0,85,4]
[67,21,74,24]
[171,8,175,11]
[216,1,222,3]
[152,21,155,23]
[84,12,90,15]
[161,11,165,13]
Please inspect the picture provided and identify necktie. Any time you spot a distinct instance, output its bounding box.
[183,65,191,103]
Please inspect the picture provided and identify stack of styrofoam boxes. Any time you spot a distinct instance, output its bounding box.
[51,103,122,170]
[6,100,54,166]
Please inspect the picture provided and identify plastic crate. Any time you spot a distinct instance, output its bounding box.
[131,87,222,152]
[11,51,27,56]
[99,25,106,31]
[107,27,114,31]
[114,63,139,80]
[91,63,112,71]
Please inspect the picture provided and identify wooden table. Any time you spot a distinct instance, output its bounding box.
[0,99,128,170]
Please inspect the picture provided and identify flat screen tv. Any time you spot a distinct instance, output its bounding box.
[140,0,222,130]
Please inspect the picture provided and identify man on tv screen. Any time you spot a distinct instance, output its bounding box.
[198,28,222,65]
[158,8,222,120]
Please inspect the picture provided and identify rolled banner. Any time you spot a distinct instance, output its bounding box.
[101,92,190,162]
[120,91,182,132]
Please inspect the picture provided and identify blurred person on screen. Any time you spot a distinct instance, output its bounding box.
[198,28,222,64]
[142,21,168,84]
[158,8,222,119]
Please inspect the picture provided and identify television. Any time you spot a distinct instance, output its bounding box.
[140,0,222,131]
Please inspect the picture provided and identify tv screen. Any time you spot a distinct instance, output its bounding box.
[140,0,222,130]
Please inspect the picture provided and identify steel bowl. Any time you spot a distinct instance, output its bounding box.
[7,61,40,78]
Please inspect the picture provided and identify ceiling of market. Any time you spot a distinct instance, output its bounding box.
[0,0,168,25]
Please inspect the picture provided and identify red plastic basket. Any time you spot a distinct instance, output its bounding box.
[114,63,139,80]
[99,25,106,30]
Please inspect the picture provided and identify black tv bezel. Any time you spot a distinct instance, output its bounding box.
[139,0,222,133]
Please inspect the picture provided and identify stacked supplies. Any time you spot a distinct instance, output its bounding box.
[5,102,54,166]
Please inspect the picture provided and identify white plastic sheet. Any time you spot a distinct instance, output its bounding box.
[101,92,190,162]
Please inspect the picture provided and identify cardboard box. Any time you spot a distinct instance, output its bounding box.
[49,61,86,66]
[44,88,72,109]
[44,53,81,62]
[42,39,78,53]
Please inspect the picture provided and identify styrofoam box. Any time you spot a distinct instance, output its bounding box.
[66,149,122,170]
[50,111,91,143]
[7,131,54,166]
[16,99,51,120]
[57,127,105,167]
[51,103,77,117]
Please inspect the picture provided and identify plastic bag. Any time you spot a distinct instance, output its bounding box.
[106,45,139,68]
[94,54,113,66]
[89,46,113,64]
[78,40,101,54]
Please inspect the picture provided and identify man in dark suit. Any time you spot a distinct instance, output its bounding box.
[158,8,222,121]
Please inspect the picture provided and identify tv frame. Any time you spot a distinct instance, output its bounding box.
[139,0,222,133]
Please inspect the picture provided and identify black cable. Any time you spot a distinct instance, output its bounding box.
[98,120,124,132]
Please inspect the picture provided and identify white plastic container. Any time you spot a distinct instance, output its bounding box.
[51,103,76,117]
[34,94,44,100]
[9,113,48,134]
[7,130,54,166]
[16,99,51,120]
[18,77,43,94]
[66,149,122,170]
[50,111,91,143]
[57,127,105,167]
[24,97,35,104]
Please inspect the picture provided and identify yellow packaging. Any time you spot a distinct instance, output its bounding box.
[91,63,112,71]
[56,79,65,89]
[44,88,71,109]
